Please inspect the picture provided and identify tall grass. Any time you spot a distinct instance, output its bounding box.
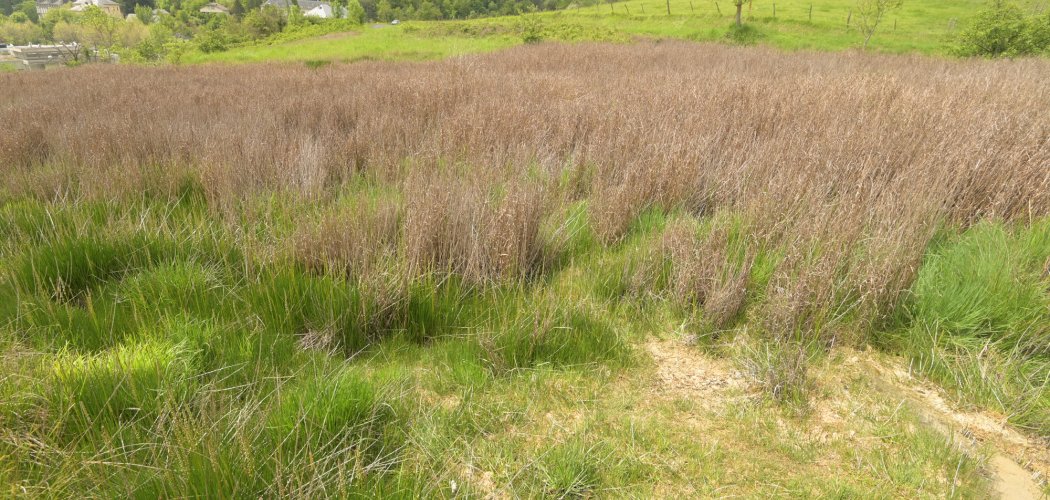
[3,42,1046,381]
[889,220,1050,433]
[1,42,1048,493]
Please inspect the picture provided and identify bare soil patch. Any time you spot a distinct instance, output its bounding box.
[868,357,1049,498]
[645,339,753,408]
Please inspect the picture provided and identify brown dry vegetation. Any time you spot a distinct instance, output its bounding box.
[2,41,1049,393]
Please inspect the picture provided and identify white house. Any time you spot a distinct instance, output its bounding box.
[70,0,123,16]
[199,2,230,14]
[261,0,337,18]
[34,0,65,16]
[303,2,333,18]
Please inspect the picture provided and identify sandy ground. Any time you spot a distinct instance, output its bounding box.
[646,338,1049,499]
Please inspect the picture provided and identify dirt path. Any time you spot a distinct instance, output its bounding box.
[645,339,1048,498]
[868,359,1049,499]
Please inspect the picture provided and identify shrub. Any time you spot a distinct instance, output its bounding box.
[243,5,286,39]
[519,14,543,44]
[196,26,230,53]
[955,1,1050,57]
[725,22,763,45]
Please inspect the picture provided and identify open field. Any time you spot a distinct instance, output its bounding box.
[1,42,1049,496]
[183,0,1037,64]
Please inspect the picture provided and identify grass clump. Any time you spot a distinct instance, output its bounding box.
[537,437,606,497]
[267,365,403,472]
[480,294,632,374]
[908,220,1050,355]
[725,23,765,45]
[889,219,1050,434]
[49,339,197,439]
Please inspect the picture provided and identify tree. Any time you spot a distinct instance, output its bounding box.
[955,1,1050,57]
[416,0,441,19]
[286,5,306,26]
[0,0,18,16]
[855,0,902,49]
[41,5,80,38]
[16,0,37,22]
[80,6,120,58]
[242,4,284,37]
[116,0,154,20]
[134,4,154,22]
[52,21,89,60]
[375,0,393,20]
[732,0,745,27]
[1029,11,1050,53]
[131,21,172,60]
[117,15,148,46]
[0,15,44,43]
[344,0,364,22]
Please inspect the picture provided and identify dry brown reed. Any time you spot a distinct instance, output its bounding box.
[662,221,754,331]
[402,169,547,284]
[294,198,402,278]
[2,41,1048,343]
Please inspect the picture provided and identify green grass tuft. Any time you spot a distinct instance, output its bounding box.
[49,339,197,439]
[267,365,402,468]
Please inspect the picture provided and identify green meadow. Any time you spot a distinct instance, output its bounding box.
[186,0,1000,64]
[3,0,1050,495]
[3,187,1045,496]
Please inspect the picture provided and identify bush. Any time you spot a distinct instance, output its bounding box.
[345,0,366,23]
[519,14,543,43]
[955,0,1050,57]
[132,23,176,62]
[725,22,763,45]
[243,5,286,39]
[196,26,230,53]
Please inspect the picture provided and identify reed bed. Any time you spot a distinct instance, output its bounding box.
[0,42,1048,494]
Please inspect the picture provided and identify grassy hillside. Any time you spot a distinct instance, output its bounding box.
[2,43,1048,496]
[184,0,1014,64]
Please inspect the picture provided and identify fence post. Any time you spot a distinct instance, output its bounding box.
[808,3,812,22]
[689,0,694,13]
[772,2,775,19]
[846,9,851,28]
[667,0,671,16]
[715,2,720,15]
